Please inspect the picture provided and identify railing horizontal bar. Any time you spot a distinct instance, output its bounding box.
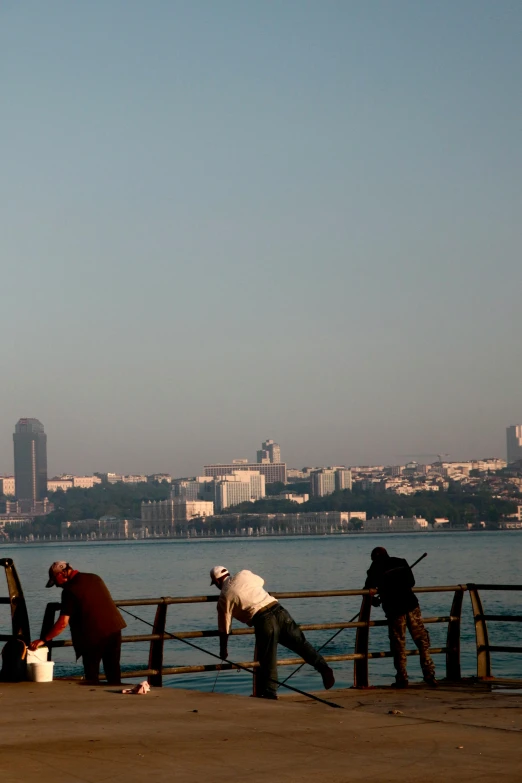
[100,647,449,679]
[0,597,12,604]
[482,616,522,622]
[47,615,455,649]
[488,646,522,654]
[368,647,446,660]
[112,586,467,607]
[471,585,522,591]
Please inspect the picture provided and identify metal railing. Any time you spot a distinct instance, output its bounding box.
[467,584,522,680]
[40,584,474,688]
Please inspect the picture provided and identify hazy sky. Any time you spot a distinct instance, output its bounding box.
[1,1,521,477]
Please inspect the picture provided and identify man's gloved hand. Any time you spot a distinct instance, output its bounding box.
[371,596,382,608]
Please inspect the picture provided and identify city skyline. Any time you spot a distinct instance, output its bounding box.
[1,2,521,477]
[0,420,520,482]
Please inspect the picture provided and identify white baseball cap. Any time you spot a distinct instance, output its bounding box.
[210,566,229,585]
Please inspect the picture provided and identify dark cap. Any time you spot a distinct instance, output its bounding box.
[46,561,69,588]
[371,547,389,561]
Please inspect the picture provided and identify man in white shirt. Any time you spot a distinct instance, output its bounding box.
[210,565,335,700]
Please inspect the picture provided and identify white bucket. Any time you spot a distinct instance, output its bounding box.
[26,646,49,665]
[27,661,55,683]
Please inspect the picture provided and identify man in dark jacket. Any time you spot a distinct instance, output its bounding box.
[365,547,436,688]
[29,561,126,685]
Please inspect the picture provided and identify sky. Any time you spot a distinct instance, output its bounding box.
[1,0,521,477]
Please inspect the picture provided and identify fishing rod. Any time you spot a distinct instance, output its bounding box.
[280,552,428,686]
[119,606,344,709]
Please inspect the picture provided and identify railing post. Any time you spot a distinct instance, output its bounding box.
[354,593,372,687]
[1,558,31,645]
[148,600,167,687]
[445,587,464,681]
[468,583,492,679]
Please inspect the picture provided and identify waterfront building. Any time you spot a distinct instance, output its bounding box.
[256,439,281,465]
[0,476,16,496]
[13,418,48,501]
[141,499,176,525]
[234,510,366,532]
[172,499,214,522]
[363,516,429,533]
[204,462,287,485]
[310,467,352,497]
[507,426,522,464]
[141,498,214,525]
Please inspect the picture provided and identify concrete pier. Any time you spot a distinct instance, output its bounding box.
[1,681,521,782]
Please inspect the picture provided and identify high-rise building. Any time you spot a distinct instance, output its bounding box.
[310,467,352,498]
[257,439,281,464]
[13,418,48,501]
[205,462,286,484]
[214,471,266,511]
[507,426,522,465]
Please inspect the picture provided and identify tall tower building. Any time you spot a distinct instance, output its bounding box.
[257,439,281,464]
[13,418,48,501]
[507,425,522,465]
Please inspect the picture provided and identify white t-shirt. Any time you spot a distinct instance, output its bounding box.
[217,570,278,634]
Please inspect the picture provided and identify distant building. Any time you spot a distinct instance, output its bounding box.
[310,468,352,497]
[141,499,176,525]
[1,498,53,516]
[94,473,147,485]
[507,426,522,464]
[213,471,265,511]
[256,439,281,465]
[148,474,172,484]
[273,492,309,504]
[363,516,429,533]
[204,462,287,485]
[171,477,215,501]
[48,475,102,492]
[13,418,48,501]
[48,478,74,493]
[141,498,214,527]
[0,476,16,496]
[171,499,214,522]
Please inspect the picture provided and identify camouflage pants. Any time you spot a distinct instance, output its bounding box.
[388,607,435,681]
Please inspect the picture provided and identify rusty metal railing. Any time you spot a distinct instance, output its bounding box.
[0,558,30,645]
[40,584,472,688]
[467,584,522,681]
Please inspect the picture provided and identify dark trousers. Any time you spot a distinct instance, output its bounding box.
[81,631,122,685]
[252,604,327,697]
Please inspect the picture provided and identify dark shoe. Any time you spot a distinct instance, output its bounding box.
[390,679,409,689]
[321,666,335,690]
[424,677,438,688]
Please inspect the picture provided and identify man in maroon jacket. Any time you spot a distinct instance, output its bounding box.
[30,561,126,685]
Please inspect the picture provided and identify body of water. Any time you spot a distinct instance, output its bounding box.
[1,532,521,693]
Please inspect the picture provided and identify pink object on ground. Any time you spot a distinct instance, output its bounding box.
[122,680,151,694]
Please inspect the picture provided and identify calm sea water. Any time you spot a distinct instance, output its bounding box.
[2,532,521,693]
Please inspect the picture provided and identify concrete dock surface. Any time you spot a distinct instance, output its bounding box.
[1,680,521,783]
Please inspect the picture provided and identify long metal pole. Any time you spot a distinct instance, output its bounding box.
[119,606,343,709]
[281,552,428,686]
